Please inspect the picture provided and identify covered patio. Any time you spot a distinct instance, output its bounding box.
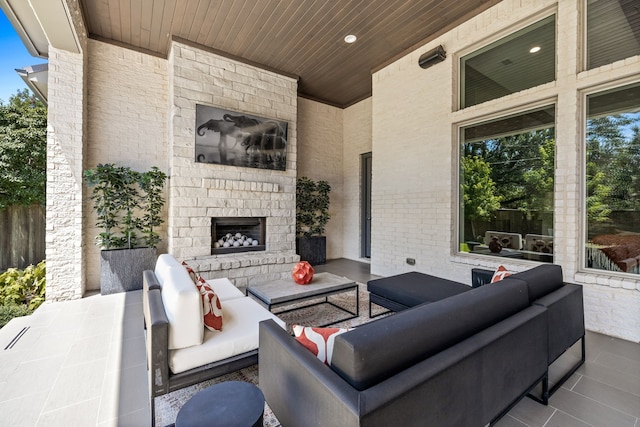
[1,0,639,425]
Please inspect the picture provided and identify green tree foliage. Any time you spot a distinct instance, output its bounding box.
[461,155,501,238]
[586,114,640,217]
[463,128,555,216]
[0,90,47,209]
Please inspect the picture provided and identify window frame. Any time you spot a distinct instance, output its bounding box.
[455,99,558,262]
[457,10,558,110]
[580,78,640,276]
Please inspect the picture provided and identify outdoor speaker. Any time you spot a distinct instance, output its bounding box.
[419,45,446,69]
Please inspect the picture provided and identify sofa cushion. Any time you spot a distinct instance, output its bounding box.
[367,272,471,308]
[331,278,530,390]
[293,325,350,365]
[204,278,245,301]
[168,297,285,374]
[161,266,204,350]
[197,278,224,332]
[509,264,563,302]
[154,254,182,286]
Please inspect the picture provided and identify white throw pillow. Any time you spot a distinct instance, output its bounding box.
[160,266,204,349]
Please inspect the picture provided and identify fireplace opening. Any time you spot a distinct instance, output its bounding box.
[211,217,266,255]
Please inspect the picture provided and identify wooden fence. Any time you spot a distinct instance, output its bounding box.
[0,204,45,271]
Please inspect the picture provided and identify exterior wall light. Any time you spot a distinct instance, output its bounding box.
[418,45,446,69]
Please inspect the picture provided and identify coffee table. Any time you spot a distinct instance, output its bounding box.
[246,272,359,326]
[175,381,264,427]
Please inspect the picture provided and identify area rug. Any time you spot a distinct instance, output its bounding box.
[154,282,388,427]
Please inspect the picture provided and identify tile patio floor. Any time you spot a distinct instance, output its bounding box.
[0,258,638,426]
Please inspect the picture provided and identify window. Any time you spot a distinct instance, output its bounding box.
[460,15,556,108]
[587,0,640,69]
[459,106,555,262]
[585,82,640,274]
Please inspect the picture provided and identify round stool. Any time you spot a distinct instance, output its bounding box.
[176,381,265,427]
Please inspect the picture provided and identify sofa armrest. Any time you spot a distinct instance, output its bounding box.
[534,283,584,362]
[259,319,360,427]
[146,286,170,398]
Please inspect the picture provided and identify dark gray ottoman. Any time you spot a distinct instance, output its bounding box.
[176,381,264,427]
[367,271,471,316]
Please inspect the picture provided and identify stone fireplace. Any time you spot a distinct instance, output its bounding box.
[211,217,266,255]
[166,40,300,291]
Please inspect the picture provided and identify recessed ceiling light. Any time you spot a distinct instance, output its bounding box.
[344,34,357,44]
[529,46,541,53]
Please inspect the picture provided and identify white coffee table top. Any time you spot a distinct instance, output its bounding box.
[247,272,355,305]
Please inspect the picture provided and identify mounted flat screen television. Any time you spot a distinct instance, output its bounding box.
[195,104,288,171]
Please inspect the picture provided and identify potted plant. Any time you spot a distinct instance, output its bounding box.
[296,176,331,265]
[84,163,167,294]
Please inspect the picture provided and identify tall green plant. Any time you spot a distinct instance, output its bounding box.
[138,167,167,248]
[84,163,167,250]
[296,176,331,237]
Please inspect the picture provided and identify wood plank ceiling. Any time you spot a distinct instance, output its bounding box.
[80,0,501,108]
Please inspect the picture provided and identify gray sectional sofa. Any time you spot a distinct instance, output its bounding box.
[258,264,585,427]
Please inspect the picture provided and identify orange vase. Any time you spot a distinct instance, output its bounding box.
[292,261,314,285]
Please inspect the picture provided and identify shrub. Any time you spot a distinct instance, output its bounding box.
[0,304,32,329]
[0,260,46,312]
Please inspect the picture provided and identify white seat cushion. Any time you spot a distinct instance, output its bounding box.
[161,266,204,350]
[154,254,182,286]
[205,278,245,301]
[168,297,285,374]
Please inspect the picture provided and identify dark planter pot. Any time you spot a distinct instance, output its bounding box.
[100,247,157,295]
[296,236,326,266]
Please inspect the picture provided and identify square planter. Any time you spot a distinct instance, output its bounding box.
[296,236,326,265]
[100,247,157,295]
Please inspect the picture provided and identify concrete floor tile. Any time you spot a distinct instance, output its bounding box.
[98,364,149,424]
[63,333,111,367]
[550,387,636,426]
[37,397,100,427]
[0,355,64,402]
[42,359,106,413]
[0,391,49,427]
[572,376,640,418]
[545,410,592,427]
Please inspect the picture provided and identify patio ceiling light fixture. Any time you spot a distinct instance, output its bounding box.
[344,34,357,43]
[530,46,541,53]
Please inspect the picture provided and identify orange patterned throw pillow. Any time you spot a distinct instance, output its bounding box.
[491,265,512,283]
[196,277,223,331]
[293,325,350,365]
[292,261,314,285]
[181,261,198,284]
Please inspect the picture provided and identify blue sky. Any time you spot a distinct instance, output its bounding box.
[0,8,45,104]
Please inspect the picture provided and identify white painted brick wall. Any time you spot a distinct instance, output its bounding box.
[343,98,372,260]
[297,98,344,260]
[169,40,299,284]
[371,0,640,341]
[83,40,169,291]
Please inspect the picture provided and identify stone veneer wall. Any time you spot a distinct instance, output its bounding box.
[169,40,299,290]
[45,0,88,301]
[371,0,640,341]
